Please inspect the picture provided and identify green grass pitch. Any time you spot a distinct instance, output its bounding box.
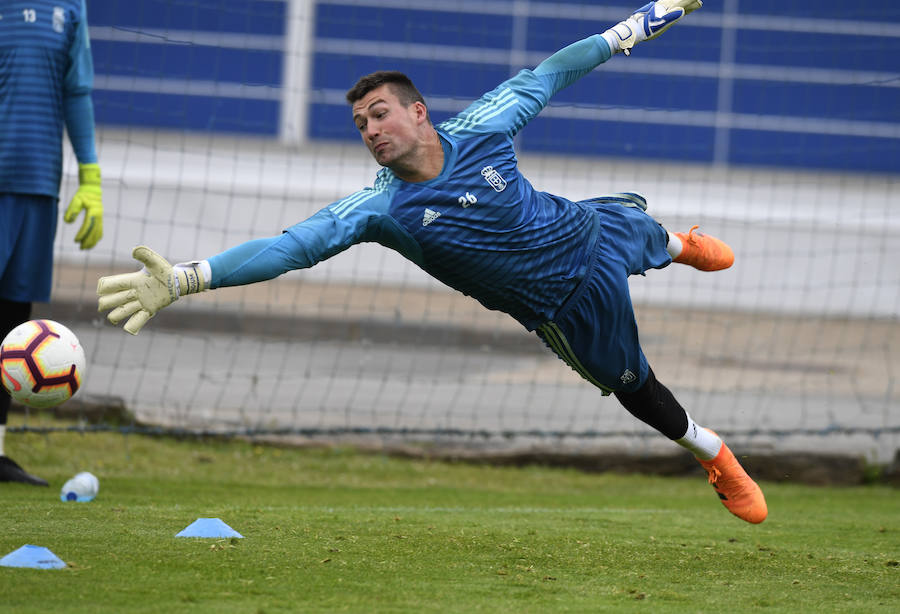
[1,429,897,613]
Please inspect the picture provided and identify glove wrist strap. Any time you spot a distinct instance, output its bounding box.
[601,20,643,55]
[173,261,210,297]
[78,163,101,185]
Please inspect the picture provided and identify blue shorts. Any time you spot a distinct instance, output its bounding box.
[536,202,671,394]
[0,193,58,302]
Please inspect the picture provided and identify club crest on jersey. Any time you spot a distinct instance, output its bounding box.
[53,7,66,33]
[481,165,507,193]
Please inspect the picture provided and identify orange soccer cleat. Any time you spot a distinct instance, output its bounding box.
[697,434,767,524]
[673,225,735,271]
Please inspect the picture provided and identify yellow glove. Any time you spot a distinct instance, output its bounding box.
[64,163,104,250]
[97,246,207,335]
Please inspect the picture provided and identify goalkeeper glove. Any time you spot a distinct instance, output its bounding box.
[97,246,208,335]
[63,163,104,250]
[602,0,703,56]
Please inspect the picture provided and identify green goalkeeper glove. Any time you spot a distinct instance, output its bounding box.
[603,0,703,56]
[97,246,208,335]
[63,163,104,250]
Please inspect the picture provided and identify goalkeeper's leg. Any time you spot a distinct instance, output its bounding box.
[541,302,768,524]
[616,368,768,524]
[533,203,765,523]
[0,298,48,486]
[667,225,735,271]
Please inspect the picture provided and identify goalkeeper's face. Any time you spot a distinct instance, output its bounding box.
[352,84,430,170]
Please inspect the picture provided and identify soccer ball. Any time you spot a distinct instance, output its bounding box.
[0,320,86,409]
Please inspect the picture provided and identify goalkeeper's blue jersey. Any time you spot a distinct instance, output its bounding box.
[211,35,616,331]
[0,0,94,197]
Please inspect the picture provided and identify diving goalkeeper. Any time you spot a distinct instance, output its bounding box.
[97,1,767,523]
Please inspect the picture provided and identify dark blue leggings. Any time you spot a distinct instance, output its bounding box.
[0,299,32,425]
[614,366,688,440]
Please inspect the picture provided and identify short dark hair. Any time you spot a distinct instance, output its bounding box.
[345,71,426,108]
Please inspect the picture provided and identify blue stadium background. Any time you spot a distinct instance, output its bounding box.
[87,0,899,173]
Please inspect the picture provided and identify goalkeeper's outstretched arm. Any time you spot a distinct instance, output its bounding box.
[97,232,324,335]
[511,0,703,112]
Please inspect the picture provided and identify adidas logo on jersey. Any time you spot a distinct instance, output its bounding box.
[422,208,441,226]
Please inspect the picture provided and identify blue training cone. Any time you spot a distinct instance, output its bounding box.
[0,545,66,569]
[175,518,243,538]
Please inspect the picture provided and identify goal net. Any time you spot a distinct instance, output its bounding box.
[44,0,899,464]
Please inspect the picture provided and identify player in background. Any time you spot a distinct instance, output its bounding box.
[96,1,767,523]
[0,0,104,485]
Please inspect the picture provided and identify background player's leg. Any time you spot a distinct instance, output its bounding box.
[0,298,47,485]
[0,298,31,432]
